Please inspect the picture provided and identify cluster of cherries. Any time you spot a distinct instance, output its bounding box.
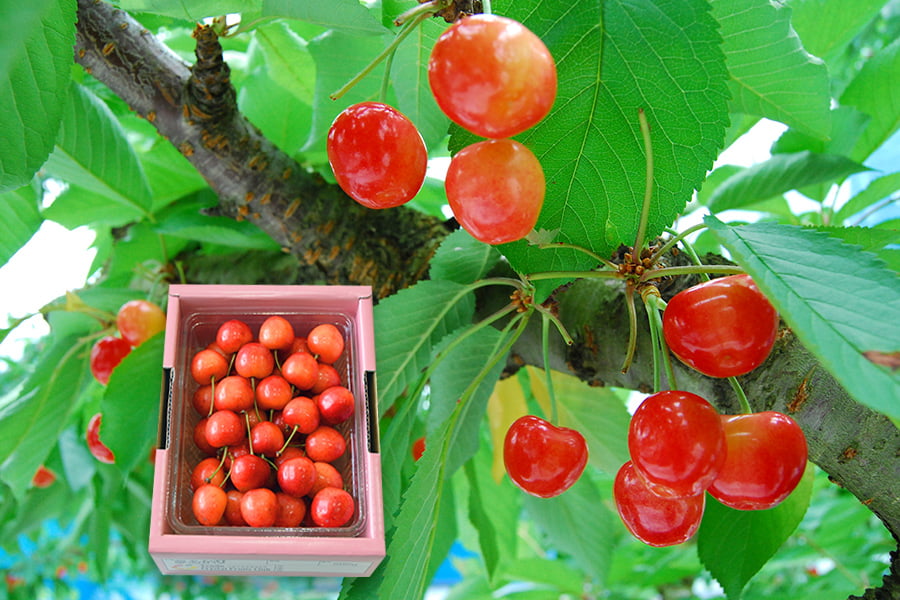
[188,316,357,529]
[326,13,556,245]
[614,274,808,547]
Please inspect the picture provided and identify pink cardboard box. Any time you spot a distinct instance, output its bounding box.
[149,285,384,577]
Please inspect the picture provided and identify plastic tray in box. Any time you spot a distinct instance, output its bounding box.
[149,284,384,577]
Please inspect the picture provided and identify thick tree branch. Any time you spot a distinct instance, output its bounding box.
[74,0,449,298]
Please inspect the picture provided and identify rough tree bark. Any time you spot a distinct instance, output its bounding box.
[72,1,900,596]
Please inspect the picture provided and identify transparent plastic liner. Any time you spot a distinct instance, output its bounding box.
[165,308,369,538]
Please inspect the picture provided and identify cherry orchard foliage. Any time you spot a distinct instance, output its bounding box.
[0,1,898,599]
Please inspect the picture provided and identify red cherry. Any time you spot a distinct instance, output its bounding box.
[192,483,227,526]
[205,409,245,448]
[411,436,426,462]
[274,492,307,527]
[282,351,319,390]
[307,324,345,365]
[628,390,726,498]
[708,412,808,510]
[316,386,354,425]
[234,342,275,379]
[116,299,166,347]
[89,336,132,385]
[213,375,255,412]
[190,348,229,385]
[230,454,272,492]
[445,139,545,245]
[86,413,115,464]
[663,274,779,378]
[240,487,279,528]
[216,319,253,354]
[282,396,321,434]
[428,14,557,138]
[614,461,705,547]
[327,102,428,209]
[310,363,343,395]
[275,446,306,468]
[191,456,226,490]
[32,465,57,488]
[250,421,285,458]
[191,384,213,415]
[305,426,346,463]
[256,374,293,411]
[503,415,588,498]
[193,418,218,455]
[310,461,344,497]
[224,489,247,526]
[310,487,355,528]
[259,315,295,351]
[277,456,317,498]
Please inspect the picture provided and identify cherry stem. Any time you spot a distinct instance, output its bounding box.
[649,223,708,267]
[527,269,620,282]
[541,313,559,424]
[207,377,216,417]
[620,283,639,374]
[533,303,574,346]
[393,0,448,26]
[729,376,752,414]
[331,8,436,100]
[278,425,299,456]
[535,241,618,271]
[244,412,255,455]
[642,288,677,391]
[662,226,711,282]
[631,108,654,264]
[643,264,744,280]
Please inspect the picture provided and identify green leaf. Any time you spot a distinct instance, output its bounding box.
[841,37,900,162]
[0,183,42,268]
[812,226,900,273]
[152,197,282,250]
[262,0,385,35]
[698,465,815,599]
[43,83,154,216]
[523,473,619,583]
[114,0,260,20]
[834,171,900,224]
[705,151,869,212]
[141,141,208,212]
[498,0,730,279]
[42,184,145,229]
[253,22,317,104]
[429,229,502,285]
[0,328,92,500]
[464,442,522,583]
[303,30,392,161]
[374,280,476,413]
[705,216,900,419]
[390,17,451,149]
[788,0,886,61]
[0,0,75,193]
[713,0,831,139]
[101,334,164,475]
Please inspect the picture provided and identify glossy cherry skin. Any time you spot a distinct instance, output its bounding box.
[327,102,428,209]
[116,299,166,347]
[503,415,588,498]
[307,324,345,364]
[310,487,355,528]
[663,274,779,378]
[428,14,557,138]
[240,488,278,528]
[445,139,545,245]
[215,319,253,354]
[614,461,705,547]
[708,412,808,510]
[89,336,132,385]
[628,390,726,498]
[193,483,227,526]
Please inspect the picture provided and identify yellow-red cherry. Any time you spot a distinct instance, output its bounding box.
[428,14,557,138]
[663,274,779,378]
[90,336,132,385]
[628,390,726,498]
[326,102,427,209]
[445,139,545,245]
[503,415,588,498]
[708,411,808,510]
[86,413,115,464]
[614,461,705,547]
[116,299,166,347]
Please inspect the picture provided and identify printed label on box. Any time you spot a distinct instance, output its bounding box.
[162,557,374,575]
